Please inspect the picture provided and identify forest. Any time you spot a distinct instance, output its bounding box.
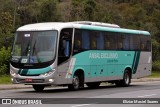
[0,0,160,74]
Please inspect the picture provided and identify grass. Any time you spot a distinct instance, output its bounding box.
[0,75,11,84]
[0,71,159,84]
[147,71,160,78]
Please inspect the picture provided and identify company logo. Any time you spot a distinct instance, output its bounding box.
[2,99,11,104]
[1,99,42,104]
[89,52,118,59]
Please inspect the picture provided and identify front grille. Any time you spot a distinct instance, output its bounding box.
[19,74,40,76]
[16,78,45,83]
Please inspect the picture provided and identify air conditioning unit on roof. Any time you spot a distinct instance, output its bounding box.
[71,21,120,28]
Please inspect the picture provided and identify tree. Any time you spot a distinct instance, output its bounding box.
[57,0,72,21]
[39,0,59,22]
[83,0,96,20]
[0,12,13,35]
[70,0,85,21]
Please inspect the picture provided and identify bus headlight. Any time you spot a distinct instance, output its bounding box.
[40,69,55,77]
[10,69,17,76]
[49,79,54,82]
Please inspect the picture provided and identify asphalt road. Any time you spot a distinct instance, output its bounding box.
[0,81,160,107]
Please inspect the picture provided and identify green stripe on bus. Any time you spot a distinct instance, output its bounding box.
[132,52,137,73]
[80,25,150,36]
[18,66,52,75]
[132,51,141,74]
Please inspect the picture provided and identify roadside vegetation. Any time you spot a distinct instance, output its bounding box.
[0,0,160,82]
[0,75,11,84]
[148,71,160,78]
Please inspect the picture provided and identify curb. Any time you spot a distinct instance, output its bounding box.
[0,84,32,90]
[132,78,160,82]
[0,78,160,90]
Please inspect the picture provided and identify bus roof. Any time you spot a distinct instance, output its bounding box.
[17,22,150,36]
[17,22,72,31]
[80,25,150,36]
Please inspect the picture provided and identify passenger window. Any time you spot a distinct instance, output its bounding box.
[130,35,140,50]
[146,39,151,51]
[90,31,97,49]
[140,35,151,51]
[110,33,117,50]
[122,35,130,50]
[97,32,104,50]
[117,35,123,50]
[82,31,90,50]
[104,33,111,49]
[74,30,82,51]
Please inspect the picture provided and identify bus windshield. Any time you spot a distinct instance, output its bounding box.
[11,31,57,64]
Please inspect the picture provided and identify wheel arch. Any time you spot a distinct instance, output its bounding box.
[73,69,85,86]
[74,69,84,75]
[125,67,132,79]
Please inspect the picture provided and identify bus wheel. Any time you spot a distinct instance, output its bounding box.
[32,85,45,92]
[86,82,100,88]
[122,70,131,86]
[115,70,131,87]
[68,75,79,90]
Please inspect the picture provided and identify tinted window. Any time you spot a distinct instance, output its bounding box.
[140,35,151,51]
[74,29,151,52]
[130,35,140,50]
[90,31,97,49]
[122,34,130,50]
[82,31,90,50]
[104,32,110,49]
[97,32,104,49]
[111,33,117,50]
[117,34,123,50]
[74,29,82,50]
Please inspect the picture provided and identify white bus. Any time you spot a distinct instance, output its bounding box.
[10,21,152,91]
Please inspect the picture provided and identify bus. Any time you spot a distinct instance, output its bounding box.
[10,21,152,91]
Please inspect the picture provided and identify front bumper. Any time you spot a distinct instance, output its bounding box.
[11,74,55,85]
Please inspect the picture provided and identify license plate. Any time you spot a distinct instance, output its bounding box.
[25,78,33,82]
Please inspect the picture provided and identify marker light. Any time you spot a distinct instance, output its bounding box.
[10,70,16,76]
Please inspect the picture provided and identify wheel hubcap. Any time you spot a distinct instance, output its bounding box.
[125,73,129,84]
[73,77,79,88]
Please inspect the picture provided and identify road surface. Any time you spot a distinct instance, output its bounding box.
[0,81,160,107]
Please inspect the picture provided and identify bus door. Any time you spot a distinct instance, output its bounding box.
[56,28,73,84]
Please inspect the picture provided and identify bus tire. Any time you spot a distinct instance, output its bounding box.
[86,82,100,88]
[68,75,80,90]
[32,85,45,92]
[122,70,131,86]
[115,70,131,87]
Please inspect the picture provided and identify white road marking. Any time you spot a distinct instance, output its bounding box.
[71,104,92,107]
[138,94,157,98]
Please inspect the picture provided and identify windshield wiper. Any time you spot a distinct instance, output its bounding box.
[32,40,37,55]
[22,42,30,56]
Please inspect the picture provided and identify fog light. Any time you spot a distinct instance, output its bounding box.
[49,79,54,82]
[11,78,13,82]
